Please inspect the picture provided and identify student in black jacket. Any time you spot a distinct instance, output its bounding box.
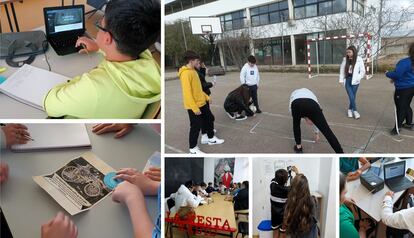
[234,181,249,211]
[224,85,255,121]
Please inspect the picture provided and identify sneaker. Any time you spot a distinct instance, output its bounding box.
[347,109,353,118]
[293,145,303,153]
[189,146,205,154]
[208,136,224,145]
[201,134,209,144]
[226,112,235,119]
[402,123,414,130]
[390,128,399,136]
[353,111,360,119]
[235,115,247,121]
[256,109,262,113]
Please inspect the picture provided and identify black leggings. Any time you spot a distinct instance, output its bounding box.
[201,103,215,134]
[394,86,414,129]
[187,104,215,149]
[291,98,343,153]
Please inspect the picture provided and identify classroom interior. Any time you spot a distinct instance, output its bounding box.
[0,123,161,237]
[252,157,336,238]
[164,157,250,238]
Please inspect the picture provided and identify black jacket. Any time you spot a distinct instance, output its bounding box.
[224,90,254,116]
[197,67,213,96]
[233,188,248,211]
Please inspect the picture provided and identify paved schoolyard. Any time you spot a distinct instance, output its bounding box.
[165,72,414,153]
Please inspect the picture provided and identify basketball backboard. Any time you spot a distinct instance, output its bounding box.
[189,17,222,35]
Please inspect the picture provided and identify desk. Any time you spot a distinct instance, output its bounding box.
[0,0,21,32]
[0,26,102,119]
[0,124,160,238]
[346,158,414,221]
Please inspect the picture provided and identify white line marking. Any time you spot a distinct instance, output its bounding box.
[165,144,186,153]
[250,118,263,134]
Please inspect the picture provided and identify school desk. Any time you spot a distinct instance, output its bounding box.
[0,26,102,119]
[0,124,160,238]
[346,158,414,222]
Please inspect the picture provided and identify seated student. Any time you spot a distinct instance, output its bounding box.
[199,182,209,197]
[217,182,226,194]
[43,0,161,119]
[283,174,318,238]
[224,85,255,121]
[170,180,203,214]
[114,166,161,238]
[205,182,215,193]
[233,181,249,211]
[232,182,242,196]
[340,157,370,181]
[270,166,299,238]
[340,174,372,238]
[289,88,344,153]
[381,190,414,236]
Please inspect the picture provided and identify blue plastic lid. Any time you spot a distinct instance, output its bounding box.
[257,220,273,231]
[104,172,123,190]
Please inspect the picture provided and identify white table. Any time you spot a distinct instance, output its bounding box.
[0,27,102,119]
[346,158,414,221]
[0,124,160,237]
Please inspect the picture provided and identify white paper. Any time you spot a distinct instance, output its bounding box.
[0,64,69,110]
[11,124,91,152]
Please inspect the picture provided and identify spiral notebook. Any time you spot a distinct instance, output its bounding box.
[11,124,91,152]
[0,64,69,111]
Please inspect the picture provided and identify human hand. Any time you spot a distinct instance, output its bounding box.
[75,37,99,53]
[143,167,161,182]
[291,166,299,174]
[385,191,394,198]
[314,133,320,143]
[194,111,202,115]
[115,168,159,196]
[92,124,133,138]
[112,181,143,206]
[2,124,31,148]
[41,212,78,238]
[0,162,9,184]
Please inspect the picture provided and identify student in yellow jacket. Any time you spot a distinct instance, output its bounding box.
[179,51,224,154]
[43,0,160,119]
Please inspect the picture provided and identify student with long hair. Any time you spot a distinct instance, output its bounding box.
[224,85,255,121]
[386,42,414,135]
[339,45,365,119]
[339,174,372,238]
[283,174,318,238]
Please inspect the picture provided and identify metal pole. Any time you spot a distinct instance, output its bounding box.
[281,12,284,66]
[180,21,188,51]
[316,41,319,75]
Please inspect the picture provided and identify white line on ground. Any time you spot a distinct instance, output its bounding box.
[165,144,186,153]
[249,118,263,134]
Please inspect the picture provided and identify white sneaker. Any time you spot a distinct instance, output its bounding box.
[226,112,236,119]
[208,136,225,145]
[201,134,209,144]
[347,109,353,118]
[353,111,360,119]
[189,146,205,154]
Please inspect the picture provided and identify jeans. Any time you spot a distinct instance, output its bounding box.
[345,75,359,111]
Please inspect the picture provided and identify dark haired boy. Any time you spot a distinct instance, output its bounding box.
[44,0,161,118]
[178,50,224,154]
[240,55,262,114]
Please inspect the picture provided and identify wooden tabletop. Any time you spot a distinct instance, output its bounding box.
[195,192,237,229]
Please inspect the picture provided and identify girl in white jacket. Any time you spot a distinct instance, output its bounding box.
[339,45,365,119]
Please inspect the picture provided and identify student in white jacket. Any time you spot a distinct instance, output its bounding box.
[339,45,365,119]
[171,180,203,214]
[381,191,414,234]
[240,55,262,113]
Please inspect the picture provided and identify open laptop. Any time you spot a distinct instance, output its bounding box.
[384,160,414,192]
[43,5,85,55]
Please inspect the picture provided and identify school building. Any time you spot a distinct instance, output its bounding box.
[165,0,377,67]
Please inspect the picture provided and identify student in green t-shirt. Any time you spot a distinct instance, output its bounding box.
[339,174,371,238]
[340,157,371,181]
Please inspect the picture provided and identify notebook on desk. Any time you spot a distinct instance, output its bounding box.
[0,64,69,111]
[11,124,91,152]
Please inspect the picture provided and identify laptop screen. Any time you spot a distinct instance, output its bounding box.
[384,161,405,180]
[45,7,84,35]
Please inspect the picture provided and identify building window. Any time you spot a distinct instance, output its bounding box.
[165,0,218,16]
[250,1,289,27]
[352,0,364,15]
[219,10,246,31]
[254,37,292,65]
[294,0,346,19]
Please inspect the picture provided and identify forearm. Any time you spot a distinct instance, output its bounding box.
[126,196,154,238]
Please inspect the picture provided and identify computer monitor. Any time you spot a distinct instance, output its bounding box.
[44,5,85,35]
[384,161,406,180]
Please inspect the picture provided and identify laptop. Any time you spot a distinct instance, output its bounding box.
[383,161,414,192]
[43,5,85,55]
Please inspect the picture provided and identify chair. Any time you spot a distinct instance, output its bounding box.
[235,210,249,238]
[141,100,161,119]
